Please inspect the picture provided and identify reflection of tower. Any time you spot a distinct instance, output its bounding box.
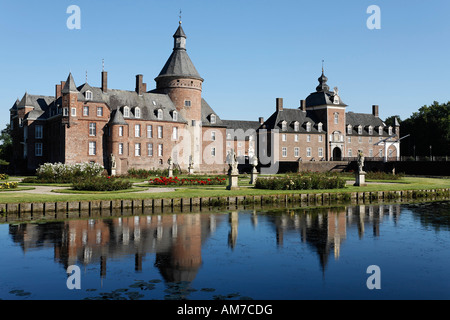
[228,211,239,249]
[327,211,347,260]
[251,210,258,228]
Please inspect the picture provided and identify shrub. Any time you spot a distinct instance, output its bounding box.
[255,173,346,191]
[149,176,226,186]
[0,173,9,180]
[72,176,132,191]
[0,181,18,189]
[365,171,404,180]
[128,167,183,179]
[26,162,105,183]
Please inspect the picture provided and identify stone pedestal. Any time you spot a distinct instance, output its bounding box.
[250,167,258,185]
[188,166,194,175]
[168,168,173,178]
[227,174,240,190]
[111,168,117,176]
[354,171,367,187]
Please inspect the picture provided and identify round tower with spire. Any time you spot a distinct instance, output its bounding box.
[154,21,204,123]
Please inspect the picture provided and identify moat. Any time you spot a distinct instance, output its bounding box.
[1,200,449,300]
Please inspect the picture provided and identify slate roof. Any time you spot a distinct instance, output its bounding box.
[155,25,203,81]
[201,99,226,127]
[263,108,324,133]
[305,71,347,107]
[61,73,78,94]
[346,112,392,136]
[222,120,261,132]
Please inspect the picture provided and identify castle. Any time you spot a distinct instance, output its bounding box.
[9,23,400,175]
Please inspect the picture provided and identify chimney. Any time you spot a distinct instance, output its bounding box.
[300,100,306,112]
[259,117,264,125]
[136,74,145,95]
[56,84,62,99]
[276,98,283,112]
[102,71,108,93]
[372,105,379,117]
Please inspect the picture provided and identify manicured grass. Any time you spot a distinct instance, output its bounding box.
[0,176,447,204]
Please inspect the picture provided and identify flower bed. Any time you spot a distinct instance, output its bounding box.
[255,173,346,190]
[0,181,18,190]
[149,176,226,186]
[72,176,133,191]
[0,174,9,180]
[22,162,105,184]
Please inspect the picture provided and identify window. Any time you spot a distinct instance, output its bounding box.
[97,107,103,117]
[184,100,191,107]
[89,123,96,136]
[359,136,363,143]
[210,114,216,124]
[389,149,394,157]
[83,106,89,116]
[306,122,311,132]
[347,125,352,135]
[173,127,179,140]
[294,147,299,157]
[71,108,76,116]
[118,143,123,155]
[348,149,352,157]
[135,143,141,156]
[294,122,299,131]
[89,141,96,155]
[306,147,312,157]
[369,149,373,157]
[369,137,372,143]
[35,143,43,157]
[63,108,69,116]
[368,126,373,135]
[307,135,311,142]
[157,109,163,120]
[318,148,323,158]
[211,131,216,141]
[173,111,178,121]
[358,126,362,135]
[318,123,323,132]
[157,126,163,138]
[147,143,153,156]
[119,126,124,137]
[135,124,141,137]
[282,134,286,142]
[379,149,383,157]
[158,144,163,157]
[388,127,393,135]
[318,135,323,143]
[379,126,383,135]
[334,113,339,125]
[85,91,92,100]
[147,125,152,138]
[123,106,130,117]
[282,147,287,157]
[281,121,287,131]
[294,134,298,142]
[35,125,43,139]
[211,147,216,157]
[348,137,351,143]
[135,107,141,118]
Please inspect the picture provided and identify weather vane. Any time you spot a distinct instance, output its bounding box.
[179,9,182,25]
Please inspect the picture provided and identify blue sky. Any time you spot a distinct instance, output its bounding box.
[1,0,450,130]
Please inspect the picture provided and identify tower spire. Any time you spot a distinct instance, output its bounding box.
[179,9,182,25]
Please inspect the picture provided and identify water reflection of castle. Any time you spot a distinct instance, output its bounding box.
[8,204,401,281]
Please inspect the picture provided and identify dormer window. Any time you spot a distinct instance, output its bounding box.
[157,109,163,120]
[134,107,141,119]
[318,122,323,133]
[85,91,93,100]
[123,106,130,118]
[281,121,287,131]
[388,126,393,136]
[210,114,216,124]
[294,121,299,132]
[358,125,362,135]
[306,122,311,132]
[378,126,383,135]
[347,124,352,135]
[173,110,178,121]
[334,96,340,104]
[368,126,373,135]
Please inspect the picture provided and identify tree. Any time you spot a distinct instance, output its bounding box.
[0,123,12,165]
[394,101,450,157]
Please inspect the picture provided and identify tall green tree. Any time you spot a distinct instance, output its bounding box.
[392,101,450,157]
[0,123,12,165]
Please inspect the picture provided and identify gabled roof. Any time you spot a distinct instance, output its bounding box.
[17,92,54,111]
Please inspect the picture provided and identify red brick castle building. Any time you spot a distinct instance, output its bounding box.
[9,23,400,175]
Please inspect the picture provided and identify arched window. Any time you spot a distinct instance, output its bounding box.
[281,121,287,131]
[123,106,130,118]
[173,111,178,121]
[334,113,339,124]
[294,121,299,132]
[157,109,163,120]
[368,126,373,135]
[318,122,323,133]
[134,107,141,118]
[210,114,216,124]
[358,125,362,135]
[306,122,311,132]
[85,91,92,100]
[347,125,352,135]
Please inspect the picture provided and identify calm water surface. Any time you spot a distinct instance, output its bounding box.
[0,201,449,300]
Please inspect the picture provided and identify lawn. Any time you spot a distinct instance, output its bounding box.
[0,176,448,204]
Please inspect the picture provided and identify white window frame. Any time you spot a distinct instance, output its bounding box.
[158,144,163,157]
[173,127,179,140]
[210,114,216,124]
[306,147,312,157]
[118,143,123,155]
[294,147,299,157]
[307,135,311,142]
[318,147,323,158]
[119,126,124,137]
[85,91,92,100]
[334,113,339,125]
[318,135,323,143]
[147,125,152,138]
[83,106,89,116]
[358,126,362,135]
[348,148,352,157]
[282,134,286,142]
[184,100,191,107]
[135,143,141,156]
[123,106,130,118]
[35,142,43,157]
[147,143,153,156]
[135,107,141,119]
[89,122,96,136]
[294,134,298,142]
[71,107,76,117]
[135,124,141,137]
[211,131,216,141]
[173,111,178,121]
[282,147,287,158]
[89,141,96,156]
[97,107,103,117]
[211,147,216,157]
[157,109,163,120]
[157,126,163,139]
